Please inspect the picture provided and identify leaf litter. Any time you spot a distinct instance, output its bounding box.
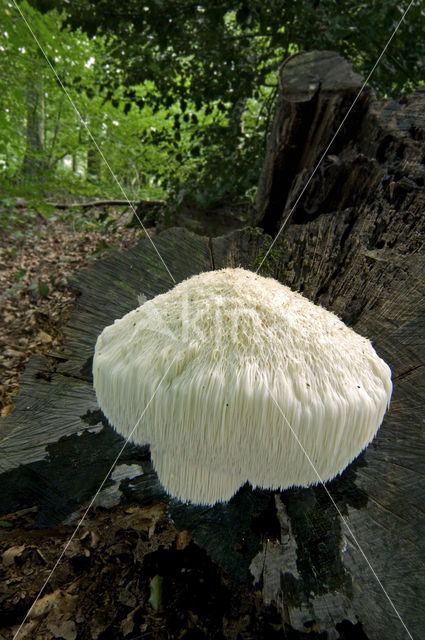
[0,503,298,640]
[0,208,145,416]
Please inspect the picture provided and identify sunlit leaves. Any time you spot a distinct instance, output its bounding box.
[4,0,425,207]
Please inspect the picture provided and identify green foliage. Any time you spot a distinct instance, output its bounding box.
[28,280,50,297]
[0,198,37,235]
[0,0,94,177]
[0,0,179,210]
[14,268,27,281]
[1,0,424,216]
[29,0,425,206]
[244,226,289,277]
[87,239,111,260]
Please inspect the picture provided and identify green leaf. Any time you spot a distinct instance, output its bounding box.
[88,239,111,259]
[14,269,26,282]
[148,575,163,611]
[38,282,50,297]
[33,201,56,218]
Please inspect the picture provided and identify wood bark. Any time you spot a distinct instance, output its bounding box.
[252,50,425,636]
[254,50,418,235]
[1,51,424,639]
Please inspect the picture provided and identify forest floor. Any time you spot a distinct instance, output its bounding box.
[0,204,146,416]
[0,502,299,640]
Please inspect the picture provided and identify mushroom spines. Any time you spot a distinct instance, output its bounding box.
[150,447,245,505]
[93,267,392,505]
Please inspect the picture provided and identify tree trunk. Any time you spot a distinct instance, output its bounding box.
[87,147,102,181]
[21,79,45,179]
[250,51,425,635]
[254,50,424,237]
[72,121,85,173]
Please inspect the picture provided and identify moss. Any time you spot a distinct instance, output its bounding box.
[242,226,289,279]
[117,280,137,295]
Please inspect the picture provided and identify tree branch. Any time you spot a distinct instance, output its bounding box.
[47,199,165,209]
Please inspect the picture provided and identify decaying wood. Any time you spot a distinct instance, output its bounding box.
[1,50,424,639]
[254,49,425,240]
[255,50,372,234]
[251,50,425,637]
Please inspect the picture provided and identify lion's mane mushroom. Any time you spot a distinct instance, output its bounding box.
[93,268,392,505]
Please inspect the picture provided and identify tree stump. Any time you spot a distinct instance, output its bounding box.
[252,50,425,637]
[1,51,425,639]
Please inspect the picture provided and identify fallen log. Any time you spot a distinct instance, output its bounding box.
[46,199,165,209]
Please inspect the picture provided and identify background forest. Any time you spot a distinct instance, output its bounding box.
[1,0,424,231]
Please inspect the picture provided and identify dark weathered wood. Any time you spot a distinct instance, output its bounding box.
[250,50,425,637]
[1,56,425,639]
[254,50,371,235]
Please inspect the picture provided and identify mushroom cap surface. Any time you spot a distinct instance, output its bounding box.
[93,268,392,505]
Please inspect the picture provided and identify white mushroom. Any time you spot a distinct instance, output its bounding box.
[93,268,392,505]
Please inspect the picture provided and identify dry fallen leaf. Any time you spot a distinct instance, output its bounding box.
[46,616,77,640]
[118,587,137,608]
[37,330,53,344]
[120,613,135,637]
[30,590,62,619]
[176,530,192,551]
[89,610,111,639]
[1,402,14,416]
[2,545,26,567]
[0,217,145,414]
[10,620,38,639]
[80,529,100,549]
[122,503,165,539]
